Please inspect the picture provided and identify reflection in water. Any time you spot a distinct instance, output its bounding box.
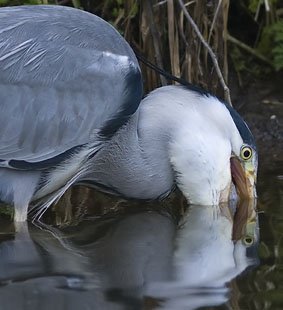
[146,200,259,310]
[0,198,258,310]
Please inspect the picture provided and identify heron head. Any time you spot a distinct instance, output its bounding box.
[167,86,257,205]
[225,102,257,202]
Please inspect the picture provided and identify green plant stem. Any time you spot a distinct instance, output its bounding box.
[227,33,274,66]
[72,0,81,9]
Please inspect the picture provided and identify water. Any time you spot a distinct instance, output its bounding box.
[0,165,282,310]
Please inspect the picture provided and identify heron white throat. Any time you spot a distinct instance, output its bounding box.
[0,5,257,222]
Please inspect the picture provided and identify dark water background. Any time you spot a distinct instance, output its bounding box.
[0,160,282,310]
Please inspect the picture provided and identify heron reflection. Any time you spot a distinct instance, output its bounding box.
[0,200,258,310]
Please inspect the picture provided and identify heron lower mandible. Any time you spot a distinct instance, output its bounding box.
[0,5,257,222]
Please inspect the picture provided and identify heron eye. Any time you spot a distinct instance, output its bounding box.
[241,146,252,160]
[242,235,254,246]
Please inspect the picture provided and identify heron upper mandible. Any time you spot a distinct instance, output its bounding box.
[0,5,257,222]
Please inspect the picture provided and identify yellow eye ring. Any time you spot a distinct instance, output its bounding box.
[242,235,254,246]
[241,146,252,160]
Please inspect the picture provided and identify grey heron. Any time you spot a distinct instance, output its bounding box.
[0,5,257,222]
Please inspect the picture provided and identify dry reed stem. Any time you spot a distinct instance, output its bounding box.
[167,0,180,82]
[222,0,230,85]
[265,0,270,11]
[177,0,232,106]
[145,0,167,86]
[208,0,222,46]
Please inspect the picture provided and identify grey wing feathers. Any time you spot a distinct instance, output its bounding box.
[0,5,142,168]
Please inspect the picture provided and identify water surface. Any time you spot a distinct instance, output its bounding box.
[0,164,282,310]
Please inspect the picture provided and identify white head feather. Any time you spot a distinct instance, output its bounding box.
[140,86,244,205]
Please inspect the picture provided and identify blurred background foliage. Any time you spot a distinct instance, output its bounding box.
[0,0,282,99]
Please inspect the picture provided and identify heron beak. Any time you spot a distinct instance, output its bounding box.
[230,156,256,199]
[232,199,257,242]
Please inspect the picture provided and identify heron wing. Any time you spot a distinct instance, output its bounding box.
[0,5,142,169]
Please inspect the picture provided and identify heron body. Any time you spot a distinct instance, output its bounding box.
[0,6,257,222]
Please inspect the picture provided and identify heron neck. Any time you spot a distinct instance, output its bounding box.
[87,110,175,199]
